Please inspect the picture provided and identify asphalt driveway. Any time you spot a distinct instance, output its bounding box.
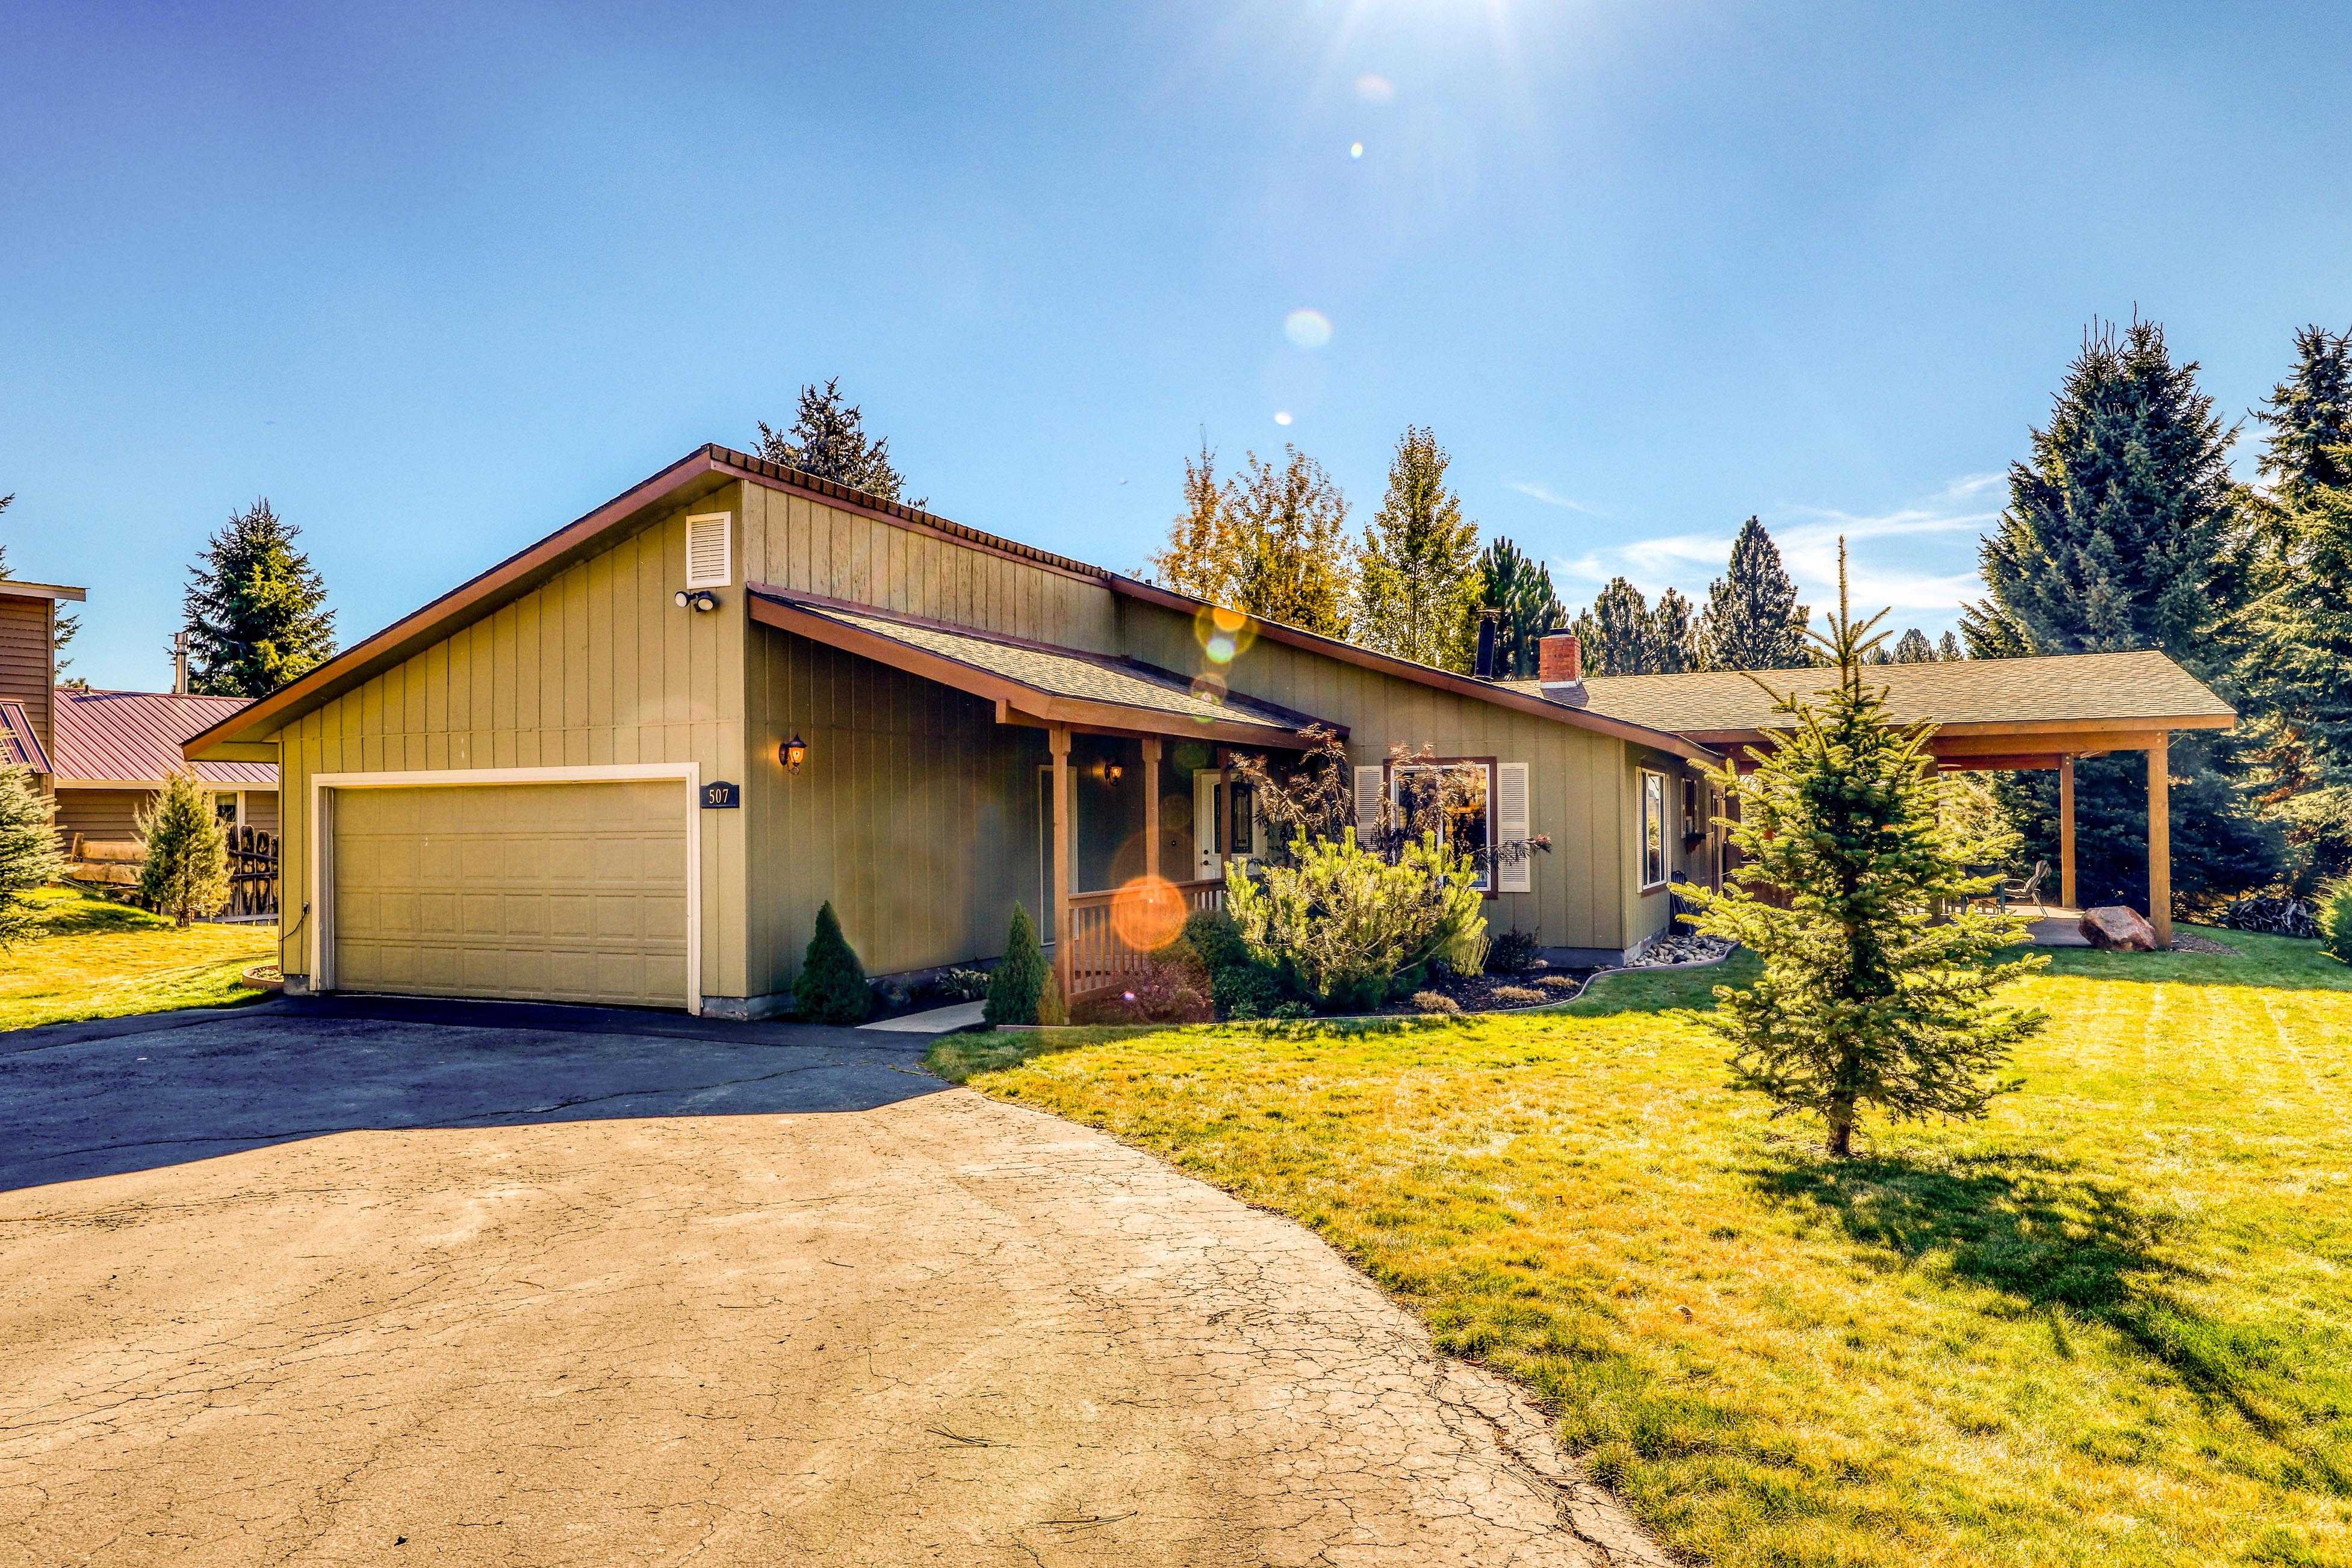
[0,1000,1659,1566]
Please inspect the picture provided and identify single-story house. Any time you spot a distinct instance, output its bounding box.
[51,688,280,848]
[184,444,2233,1016]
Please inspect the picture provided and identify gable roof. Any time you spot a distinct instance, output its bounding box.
[185,443,1714,762]
[57,689,278,787]
[0,699,50,773]
[1500,649,2235,742]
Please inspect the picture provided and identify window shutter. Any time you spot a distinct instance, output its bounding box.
[684,512,733,589]
[1354,765,1384,842]
[1497,761,1532,893]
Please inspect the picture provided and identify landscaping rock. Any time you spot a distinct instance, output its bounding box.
[2080,905,2159,951]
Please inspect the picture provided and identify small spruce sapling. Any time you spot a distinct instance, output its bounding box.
[135,770,229,927]
[0,763,67,945]
[793,901,872,1024]
[1685,542,2049,1158]
[985,903,1049,1026]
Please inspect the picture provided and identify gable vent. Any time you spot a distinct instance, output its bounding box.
[684,512,733,589]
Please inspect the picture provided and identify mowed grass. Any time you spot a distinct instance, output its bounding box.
[929,932,2352,1567]
[0,885,276,1031]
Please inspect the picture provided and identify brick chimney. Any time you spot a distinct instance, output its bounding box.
[1539,631,1583,685]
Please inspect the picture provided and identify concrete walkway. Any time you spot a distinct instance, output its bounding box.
[0,1001,1662,1566]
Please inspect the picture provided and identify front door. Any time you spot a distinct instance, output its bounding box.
[1193,772,1221,879]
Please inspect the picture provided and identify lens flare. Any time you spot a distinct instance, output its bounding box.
[1355,74,1394,105]
[1283,309,1332,349]
[1194,606,1256,668]
[1189,670,1229,705]
[1109,876,1187,952]
[1349,141,1364,160]
[1273,410,1293,426]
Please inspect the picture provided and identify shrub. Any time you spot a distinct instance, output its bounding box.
[937,967,991,1002]
[1072,937,1215,1026]
[1535,974,1580,993]
[135,769,228,928]
[1181,908,1250,975]
[0,763,66,946]
[985,903,1049,1026]
[1037,963,1068,1026]
[1491,984,1545,1006]
[1410,990,1459,1015]
[1185,906,1289,1019]
[1223,829,1486,1012]
[793,900,872,1024]
[1487,927,1541,973]
[1267,1000,1312,1020]
[2323,879,2352,965]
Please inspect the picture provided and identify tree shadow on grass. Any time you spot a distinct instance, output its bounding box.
[1754,1150,2352,1495]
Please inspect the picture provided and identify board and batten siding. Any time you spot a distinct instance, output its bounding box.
[0,598,55,763]
[1111,597,1639,955]
[270,493,751,1000]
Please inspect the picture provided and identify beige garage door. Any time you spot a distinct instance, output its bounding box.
[330,781,690,1008]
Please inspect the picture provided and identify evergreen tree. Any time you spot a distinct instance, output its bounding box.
[1472,538,1565,678]
[1353,426,1481,670]
[985,903,1049,1026]
[1687,546,2047,1159]
[2254,325,2352,500]
[1652,587,1702,673]
[0,763,67,946]
[1975,317,2279,911]
[0,492,78,675]
[1936,630,1965,661]
[1147,436,1237,603]
[1697,517,1810,670]
[1892,628,1937,663]
[793,900,873,1024]
[1225,446,1351,638]
[2246,477,2352,887]
[181,500,337,698]
[135,770,229,926]
[757,378,923,507]
[1574,577,1660,676]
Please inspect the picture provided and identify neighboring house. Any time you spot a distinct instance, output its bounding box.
[0,574,87,791]
[51,689,280,846]
[184,443,2232,1017]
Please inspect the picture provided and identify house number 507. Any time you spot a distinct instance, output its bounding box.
[702,782,740,809]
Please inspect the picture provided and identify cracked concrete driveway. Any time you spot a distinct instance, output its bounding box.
[1,999,1662,1566]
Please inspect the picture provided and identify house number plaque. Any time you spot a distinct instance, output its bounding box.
[702,781,741,809]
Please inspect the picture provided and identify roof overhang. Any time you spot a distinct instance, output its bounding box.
[0,579,87,603]
[1105,575,1719,763]
[1705,713,2233,772]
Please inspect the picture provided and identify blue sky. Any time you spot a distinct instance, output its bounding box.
[5,1,2348,690]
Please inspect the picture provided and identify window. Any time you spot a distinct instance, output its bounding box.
[683,512,733,589]
[1392,760,1494,891]
[1682,776,1700,840]
[1640,769,1669,890]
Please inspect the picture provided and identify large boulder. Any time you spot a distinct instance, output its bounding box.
[2080,905,2159,952]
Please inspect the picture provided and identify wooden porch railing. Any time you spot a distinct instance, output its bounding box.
[1064,878,1226,999]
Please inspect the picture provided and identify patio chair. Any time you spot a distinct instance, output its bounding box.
[2000,859,2050,913]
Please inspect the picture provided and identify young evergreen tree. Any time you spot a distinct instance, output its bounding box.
[135,770,229,926]
[1652,587,1702,673]
[1696,517,1810,670]
[793,900,873,1024]
[1353,426,1481,670]
[0,763,67,946]
[1224,446,1351,638]
[1935,630,1965,661]
[984,903,1053,1026]
[1147,436,1238,604]
[1687,546,2047,1159]
[181,500,337,698]
[1573,577,1660,676]
[0,492,79,675]
[1891,628,1937,663]
[1975,316,2279,910]
[758,378,923,506]
[1472,538,1565,678]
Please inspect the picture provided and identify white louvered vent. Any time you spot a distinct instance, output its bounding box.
[1496,761,1532,893]
[684,512,733,589]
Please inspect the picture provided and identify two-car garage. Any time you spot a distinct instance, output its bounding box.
[315,770,700,1012]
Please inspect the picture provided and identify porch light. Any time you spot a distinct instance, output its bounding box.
[781,734,807,773]
[1105,762,1125,784]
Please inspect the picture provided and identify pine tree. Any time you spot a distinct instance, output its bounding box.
[1652,587,1702,673]
[1147,436,1237,603]
[182,500,337,698]
[758,378,923,507]
[2246,477,2352,887]
[1574,578,1660,676]
[135,770,229,926]
[1225,446,1350,638]
[1935,631,1964,661]
[1892,628,1937,663]
[1687,545,2048,1159]
[985,903,1049,1026]
[793,900,872,1024]
[1353,426,1480,670]
[1472,538,1565,678]
[1976,316,2279,911]
[1697,517,1810,670]
[0,493,78,675]
[0,763,66,946]
[2254,325,2352,500]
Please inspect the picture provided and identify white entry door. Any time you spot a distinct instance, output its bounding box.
[1194,772,1221,879]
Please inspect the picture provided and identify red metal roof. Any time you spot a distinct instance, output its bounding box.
[53,689,278,787]
[0,699,51,773]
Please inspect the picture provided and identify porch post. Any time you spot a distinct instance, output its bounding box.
[1050,725,1073,996]
[2147,733,2171,947]
[2058,755,2077,911]
[1141,737,1162,883]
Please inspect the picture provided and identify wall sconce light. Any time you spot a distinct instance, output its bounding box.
[674,589,718,612]
[1105,762,1125,784]
[781,734,807,773]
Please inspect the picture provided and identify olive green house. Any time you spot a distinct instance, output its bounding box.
[185,444,1732,1017]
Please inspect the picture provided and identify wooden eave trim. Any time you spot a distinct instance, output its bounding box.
[0,580,87,603]
[184,450,734,757]
[1105,574,1721,763]
[1674,712,2232,750]
[749,591,1317,749]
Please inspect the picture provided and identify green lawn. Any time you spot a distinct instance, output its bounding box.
[929,932,2352,1568]
[0,885,278,1031]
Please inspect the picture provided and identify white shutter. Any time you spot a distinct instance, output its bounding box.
[1354,765,1384,842]
[1496,761,1532,893]
[684,512,733,589]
